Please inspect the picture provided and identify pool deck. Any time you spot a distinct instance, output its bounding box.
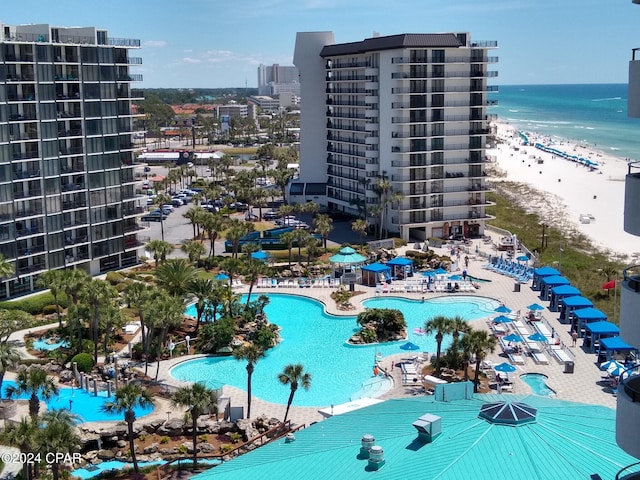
[6,239,617,430]
[152,239,617,428]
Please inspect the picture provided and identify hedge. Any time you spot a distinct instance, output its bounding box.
[0,292,68,315]
[71,353,94,373]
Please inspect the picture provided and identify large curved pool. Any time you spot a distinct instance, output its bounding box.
[172,294,499,407]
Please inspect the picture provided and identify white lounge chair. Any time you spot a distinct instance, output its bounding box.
[532,351,549,364]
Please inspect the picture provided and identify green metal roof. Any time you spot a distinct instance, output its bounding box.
[194,394,636,480]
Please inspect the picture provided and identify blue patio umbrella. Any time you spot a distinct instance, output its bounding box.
[503,333,523,343]
[251,250,271,261]
[517,255,529,262]
[528,333,548,343]
[494,362,517,373]
[495,305,512,314]
[422,271,436,277]
[449,274,463,281]
[214,273,230,281]
[600,359,624,372]
[607,363,629,378]
[492,315,512,324]
[527,303,545,311]
[400,342,420,351]
[434,267,447,275]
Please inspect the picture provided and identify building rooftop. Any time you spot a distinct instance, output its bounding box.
[193,394,636,480]
[320,33,463,57]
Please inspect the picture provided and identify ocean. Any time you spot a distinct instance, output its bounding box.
[489,84,640,161]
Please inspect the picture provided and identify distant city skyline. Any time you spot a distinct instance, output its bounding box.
[2,0,638,89]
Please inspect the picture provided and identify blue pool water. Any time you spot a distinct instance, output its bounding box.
[32,338,69,350]
[172,294,499,407]
[2,380,153,423]
[520,373,556,397]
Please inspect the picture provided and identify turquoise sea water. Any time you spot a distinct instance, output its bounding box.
[172,294,499,407]
[490,84,640,160]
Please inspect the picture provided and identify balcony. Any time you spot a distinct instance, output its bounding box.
[629,48,640,118]
[624,162,640,235]
[620,265,640,348]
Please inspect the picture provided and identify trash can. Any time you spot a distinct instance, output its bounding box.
[514,282,521,292]
[564,361,575,374]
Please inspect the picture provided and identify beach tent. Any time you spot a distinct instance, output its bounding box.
[548,285,581,312]
[559,295,594,323]
[386,256,414,279]
[539,275,571,301]
[599,336,638,363]
[584,321,620,353]
[361,263,391,287]
[532,266,560,291]
[573,307,607,337]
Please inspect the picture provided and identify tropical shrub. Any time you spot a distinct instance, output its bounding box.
[71,352,94,372]
[42,304,63,315]
[105,271,125,285]
[0,292,68,314]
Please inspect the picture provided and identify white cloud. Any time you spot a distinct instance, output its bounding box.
[143,40,168,48]
[182,57,202,64]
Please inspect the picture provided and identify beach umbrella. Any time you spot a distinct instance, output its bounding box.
[527,303,545,311]
[448,274,463,281]
[422,270,436,277]
[400,342,420,351]
[503,333,523,343]
[495,305,512,314]
[601,359,624,372]
[494,362,517,373]
[214,273,230,281]
[528,333,548,343]
[607,363,629,378]
[492,315,512,324]
[516,255,529,262]
[434,267,447,275]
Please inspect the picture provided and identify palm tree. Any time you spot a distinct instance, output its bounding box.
[36,270,66,327]
[280,231,297,267]
[187,277,215,335]
[81,279,117,365]
[182,240,206,264]
[183,206,204,240]
[171,383,219,469]
[152,193,172,241]
[2,416,38,480]
[233,345,265,419]
[155,259,200,298]
[468,330,497,393]
[100,384,154,475]
[423,316,455,374]
[313,214,333,251]
[278,363,311,423]
[147,292,184,380]
[146,239,174,268]
[6,367,59,420]
[0,343,21,399]
[200,211,225,257]
[225,218,252,258]
[59,269,89,306]
[351,219,369,248]
[0,253,15,279]
[38,410,81,480]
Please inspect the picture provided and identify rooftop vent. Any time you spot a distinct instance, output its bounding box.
[412,414,442,443]
[367,445,385,471]
[359,434,375,459]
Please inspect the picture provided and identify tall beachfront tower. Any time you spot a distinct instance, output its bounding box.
[0,23,145,298]
[291,32,498,242]
[618,1,640,465]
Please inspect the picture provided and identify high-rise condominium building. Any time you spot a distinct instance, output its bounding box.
[616,1,640,465]
[0,23,144,298]
[257,63,300,96]
[291,32,498,241]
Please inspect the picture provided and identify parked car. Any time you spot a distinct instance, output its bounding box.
[230,202,249,211]
[245,212,259,221]
[141,212,167,222]
[263,211,281,220]
[170,198,183,207]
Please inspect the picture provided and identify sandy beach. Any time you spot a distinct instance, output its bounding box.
[489,122,640,259]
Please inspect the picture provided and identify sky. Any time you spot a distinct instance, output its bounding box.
[2,0,639,89]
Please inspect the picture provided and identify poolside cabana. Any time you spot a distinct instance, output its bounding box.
[548,285,581,312]
[539,275,571,301]
[329,246,367,279]
[361,263,391,287]
[598,336,638,363]
[387,256,414,279]
[532,266,560,291]
[584,321,621,353]
[573,307,607,337]
[559,295,593,323]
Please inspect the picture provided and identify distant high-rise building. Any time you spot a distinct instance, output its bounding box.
[0,22,144,298]
[257,63,299,96]
[291,31,498,241]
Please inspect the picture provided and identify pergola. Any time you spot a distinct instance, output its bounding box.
[361,263,391,287]
[386,256,414,280]
[329,246,367,279]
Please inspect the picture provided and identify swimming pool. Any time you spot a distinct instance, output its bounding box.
[3,380,153,423]
[520,373,556,397]
[32,338,69,351]
[171,294,499,407]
